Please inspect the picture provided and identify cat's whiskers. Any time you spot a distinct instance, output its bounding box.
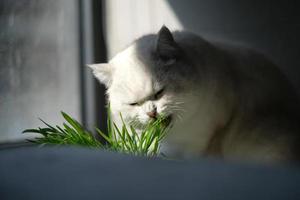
[174,101,184,105]
[169,105,185,113]
[165,103,185,123]
[175,112,184,120]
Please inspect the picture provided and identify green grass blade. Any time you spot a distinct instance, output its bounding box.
[95,127,112,144]
[24,108,170,157]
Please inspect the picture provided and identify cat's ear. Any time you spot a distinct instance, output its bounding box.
[87,63,112,87]
[156,25,179,65]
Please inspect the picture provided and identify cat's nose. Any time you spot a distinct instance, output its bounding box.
[147,110,157,118]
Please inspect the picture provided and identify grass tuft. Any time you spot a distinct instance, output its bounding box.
[23,109,169,157]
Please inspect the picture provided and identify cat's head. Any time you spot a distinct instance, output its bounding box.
[89,26,196,128]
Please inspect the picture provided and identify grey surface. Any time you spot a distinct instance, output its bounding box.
[167,0,300,93]
[0,146,300,200]
[0,1,81,142]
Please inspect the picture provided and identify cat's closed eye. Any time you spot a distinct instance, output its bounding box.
[129,102,139,106]
[129,88,165,106]
[154,88,165,100]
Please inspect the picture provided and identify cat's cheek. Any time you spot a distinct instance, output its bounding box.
[138,110,146,120]
[156,105,164,115]
[119,105,134,119]
[156,99,171,116]
[134,109,149,124]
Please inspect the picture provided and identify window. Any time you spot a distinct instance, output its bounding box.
[0,0,107,143]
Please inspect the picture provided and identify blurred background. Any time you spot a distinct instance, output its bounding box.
[0,0,300,144]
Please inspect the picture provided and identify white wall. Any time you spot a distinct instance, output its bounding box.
[105,0,183,58]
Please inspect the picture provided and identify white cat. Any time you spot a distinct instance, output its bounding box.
[89,26,300,163]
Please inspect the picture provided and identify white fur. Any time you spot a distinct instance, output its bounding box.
[88,63,112,87]
[91,44,229,158]
[90,28,300,162]
[107,45,166,126]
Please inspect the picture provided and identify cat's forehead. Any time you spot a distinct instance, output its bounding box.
[109,75,161,104]
[110,77,154,104]
[108,45,159,103]
[110,44,152,83]
[110,44,149,70]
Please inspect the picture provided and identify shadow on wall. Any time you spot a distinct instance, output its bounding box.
[166,0,300,93]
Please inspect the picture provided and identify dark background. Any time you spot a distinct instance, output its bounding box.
[167,0,300,93]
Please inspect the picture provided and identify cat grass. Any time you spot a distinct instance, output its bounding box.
[23,109,169,157]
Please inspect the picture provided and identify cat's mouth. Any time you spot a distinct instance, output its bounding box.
[150,114,173,128]
[130,114,173,130]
